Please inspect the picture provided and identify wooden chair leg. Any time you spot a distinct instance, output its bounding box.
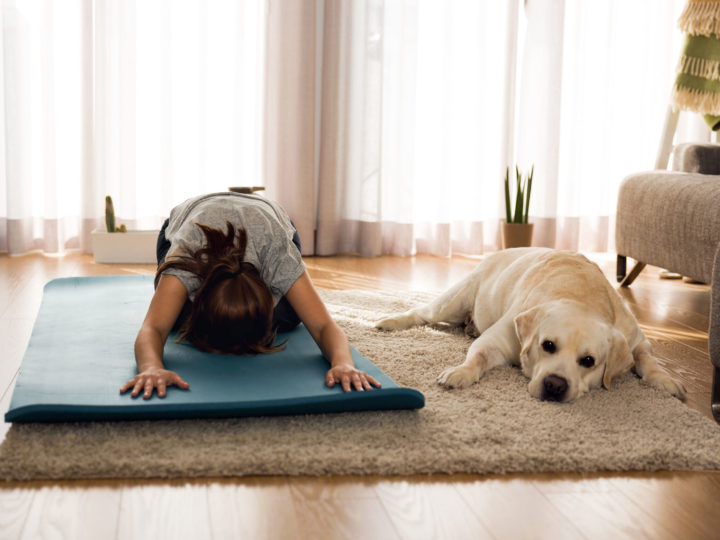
[616,255,627,282]
[620,261,647,288]
[713,366,720,423]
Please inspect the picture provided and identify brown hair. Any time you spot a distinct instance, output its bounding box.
[156,221,282,355]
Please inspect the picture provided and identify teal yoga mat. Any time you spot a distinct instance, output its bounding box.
[6,276,424,422]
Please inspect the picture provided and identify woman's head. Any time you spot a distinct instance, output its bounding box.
[157,222,281,354]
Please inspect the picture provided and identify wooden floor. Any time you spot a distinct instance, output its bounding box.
[1,251,719,540]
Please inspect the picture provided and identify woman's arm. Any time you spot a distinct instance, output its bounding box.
[120,274,190,399]
[285,272,381,392]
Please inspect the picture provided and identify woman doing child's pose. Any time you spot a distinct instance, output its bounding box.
[120,192,380,399]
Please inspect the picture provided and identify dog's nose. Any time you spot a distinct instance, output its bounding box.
[542,374,568,401]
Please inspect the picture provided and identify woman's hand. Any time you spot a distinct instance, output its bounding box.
[287,273,382,393]
[120,368,190,399]
[126,275,190,400]
[326,365,381,392]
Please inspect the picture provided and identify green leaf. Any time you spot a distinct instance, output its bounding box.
[524,165,533,223]
[513,166,524,223]
[504,168,511,223]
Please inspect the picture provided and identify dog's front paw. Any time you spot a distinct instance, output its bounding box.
[375,314,414,331]
[437,364,481,389]
[647,373,687,400]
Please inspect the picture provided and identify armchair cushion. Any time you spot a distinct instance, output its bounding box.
[616,171,720,284]
[672,143,720,174]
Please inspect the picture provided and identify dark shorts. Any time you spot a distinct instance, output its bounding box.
[156,219,302,333]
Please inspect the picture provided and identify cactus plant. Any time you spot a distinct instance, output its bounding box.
[105,195,126,233]
[105,196,115,232]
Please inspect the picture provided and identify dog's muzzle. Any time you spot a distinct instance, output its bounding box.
[541,374,568,401]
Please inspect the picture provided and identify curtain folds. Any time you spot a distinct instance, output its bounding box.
[1,0,690,257]
[309,0,689,256]
[1,0,266,254]
[314,0,515,256]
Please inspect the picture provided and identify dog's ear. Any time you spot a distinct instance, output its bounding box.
[514,306,543,360]
[602,328,634,390]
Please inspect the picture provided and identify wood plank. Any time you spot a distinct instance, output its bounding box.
[628,303,708,356]
[454,477,583,539]
[19,485,121,540]
[0,487,35,539]
[289,476,400,540]
[542,488,673,539]
[0,254,44,318]
[648,338,714,415]
[609,472,720,540]
[117,483,211,540]
[0,318,33,400]
[207,477,300,539]
[304,255,479,293]
[618,277,711,326]
[622,287,710,336]
[374,478,493,539]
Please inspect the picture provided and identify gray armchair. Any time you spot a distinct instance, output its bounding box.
[616,143,720,422]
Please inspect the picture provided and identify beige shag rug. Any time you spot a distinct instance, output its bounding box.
[2,289,720,482]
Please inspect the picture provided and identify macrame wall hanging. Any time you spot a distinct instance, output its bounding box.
[673,0,720,129]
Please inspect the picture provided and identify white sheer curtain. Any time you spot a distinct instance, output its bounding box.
[1,0,265,254]
[516,0,691,252]
[1,0,692,257]
[315,0,515,256]
[314,0,690,256]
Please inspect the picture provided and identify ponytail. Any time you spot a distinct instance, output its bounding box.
[157,222,282,355]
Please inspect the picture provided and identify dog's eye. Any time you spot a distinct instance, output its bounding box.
[579,356,595,368]
[541,340,556,354]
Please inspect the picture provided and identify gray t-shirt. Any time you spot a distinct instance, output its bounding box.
[161,192,306,304]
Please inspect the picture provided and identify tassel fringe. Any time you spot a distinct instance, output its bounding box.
[678,54,720,80]
[678,1,720,36]
[672,84,720,115]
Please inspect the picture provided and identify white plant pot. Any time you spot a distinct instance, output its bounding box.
[91,229,159,264]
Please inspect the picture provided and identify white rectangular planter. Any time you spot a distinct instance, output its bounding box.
[91,229,159,264]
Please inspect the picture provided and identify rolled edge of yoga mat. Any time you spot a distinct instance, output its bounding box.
[5,387,426,423]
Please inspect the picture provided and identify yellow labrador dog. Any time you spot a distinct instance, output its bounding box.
[376,248,685,402]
